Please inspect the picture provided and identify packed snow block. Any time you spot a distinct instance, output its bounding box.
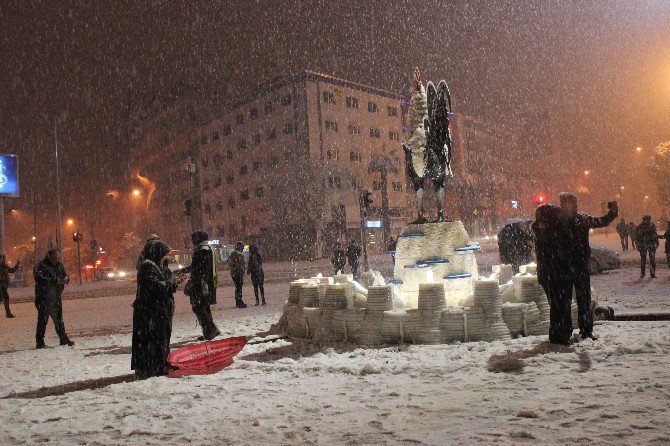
[441,308,467,342]
[418,282,446,312]
[447,251,479,278]
[334,274,353,284]
[520,263,538,275]
[402,309,428,343]
[366,286,393,313]
[502,303,530,336]
[285,303,309,338]
[499,284,515,303]
[304,307,322,339]
[299,285,319,308]
[315,309,345,343]
[354,293,367,308]
[344,309,366,342]
[382,310,405,343]
[443,276,472,307]
[360,271,377,288]
[473,279,502,316]
[288,281,305,304]
[358,313,385,345]
[321,283,354,310]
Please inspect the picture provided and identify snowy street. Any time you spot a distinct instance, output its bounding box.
[1,269,668,445]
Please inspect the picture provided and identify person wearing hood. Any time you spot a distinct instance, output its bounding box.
[184,231,220,340]
[34,249,74,349]
[331,242,346,275]
[532,204,573,345]
[132,240,184,379]
[635,215,659,279]
[136,234,160,271]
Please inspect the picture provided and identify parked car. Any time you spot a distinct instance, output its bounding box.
[100,267,135,281]
[589,245,621,275]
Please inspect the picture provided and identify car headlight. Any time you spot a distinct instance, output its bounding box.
[118,271,126,277]
[107,272,115,278]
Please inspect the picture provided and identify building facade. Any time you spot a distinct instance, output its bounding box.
[131,72,411,260]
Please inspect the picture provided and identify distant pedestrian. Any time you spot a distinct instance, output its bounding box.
[615,219,629,251]
[0,254,19,318]
[132,240,184,379]
[532,204,573,345]
[635,215,659,279]
[629,221,637,250]
[559,193,617,341]
[184,231,220,340]
[663,221,670,271]
[229,241,247,308]
[388,236,398,265]
[346,240,362,279]
[33,249,74,349]
[247,244,266,306]
[331,242,346,275]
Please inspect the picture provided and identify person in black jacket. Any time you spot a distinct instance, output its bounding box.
[229,241,247,308]
[184,231,220,340]
[532,204,573,345]
[34,249,74,349]
[132,240,184,379]
[615,219,629,251]
[498,221,534,272]
[346,241,362,279]
[629,221,637,250]
[663,221,670,272]
[331,243,346,275]
[247,243,266,306]
[635,215,659,279]
[559,193,617,341]
[136,234,160,271]
[0,254,19,318]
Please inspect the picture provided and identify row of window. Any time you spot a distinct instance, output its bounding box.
[201,125,294,168]
[197,95,293,147]
[203,187,266,214]
[323,120,399,141]
[325,149,401,167]
[323,91,398,117]
[326,175,403,192]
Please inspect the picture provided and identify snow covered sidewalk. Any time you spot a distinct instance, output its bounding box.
[0,270,668,445]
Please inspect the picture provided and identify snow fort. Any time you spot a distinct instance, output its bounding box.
[273,221,599,345]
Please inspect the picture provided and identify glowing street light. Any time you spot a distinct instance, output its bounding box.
[132,188,141,197]
[66,218,75,226]
[620,186,625,190]
[584,170,590,176]
[644,195,649,200]
[636,147,642,153]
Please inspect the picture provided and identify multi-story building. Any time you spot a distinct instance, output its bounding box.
[131,72,411,260]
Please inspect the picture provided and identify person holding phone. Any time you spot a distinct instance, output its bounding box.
[559,193,618,341]
[34,249,74,349]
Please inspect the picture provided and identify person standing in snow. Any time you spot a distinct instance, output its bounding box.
[635,215,659,279]
[0,254,19,318]
[663,221,670,272]
[559,193,617,341]
[247,243,266,306]
[497,221,534,273]
[136,234,160,271]
[346,240,362,279]
[331,242,346,275]
[629,221,637,250]
[33,249,74,349]
[184,231,220,340]
[229,241,247,308]
[532,204,573,345]
[132,240,184,379]
[615,219,629,251]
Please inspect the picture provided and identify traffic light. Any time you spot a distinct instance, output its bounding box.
[535,193,546,206]
[184,198,193,217]
[72,231,83,243]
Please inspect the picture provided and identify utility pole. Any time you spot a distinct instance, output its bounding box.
[0,198,4,255]
[73,230,83,284]
[359,189,373,272]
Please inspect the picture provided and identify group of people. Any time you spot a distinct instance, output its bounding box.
[330,240,362,278]
[618,217,670,279]
[532,193,618,345]
[131,231,267,379]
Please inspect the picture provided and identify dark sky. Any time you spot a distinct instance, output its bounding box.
[1,0,669,224]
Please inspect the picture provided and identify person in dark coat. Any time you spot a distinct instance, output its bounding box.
[346,240,362,279]
[136,234,160,271]
[497,221,534,272]
[615,219,629,251]
[247,243,266,306]
[663,221,670,272]
[229,241,247,308]
[34,249,73,349]
[559,193,617,341]
[331,242,346,274]
[0,254,19,318]
[635,215,659,279]
[131,240,183,379]
[533,204,573,345]
[184,231,220,340]
[629,221,637,250]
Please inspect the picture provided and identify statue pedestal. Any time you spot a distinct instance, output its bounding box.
[393,221,479,308]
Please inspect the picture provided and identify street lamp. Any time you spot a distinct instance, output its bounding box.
[66,218,75,226]
[636,147,642,153]
[132,188,141,197]
[584,170,590,176]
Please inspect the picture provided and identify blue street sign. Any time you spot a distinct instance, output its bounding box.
[0,155,19,197]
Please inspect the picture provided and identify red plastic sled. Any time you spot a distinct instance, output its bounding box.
[167,336,248,378]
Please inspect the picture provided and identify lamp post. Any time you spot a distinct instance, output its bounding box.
[54,121,64,250]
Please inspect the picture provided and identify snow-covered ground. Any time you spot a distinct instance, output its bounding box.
[1,270,668,445]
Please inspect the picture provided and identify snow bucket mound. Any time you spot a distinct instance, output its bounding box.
[272,222,599,346]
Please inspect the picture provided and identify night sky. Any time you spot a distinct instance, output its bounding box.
[1,0,669,242]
